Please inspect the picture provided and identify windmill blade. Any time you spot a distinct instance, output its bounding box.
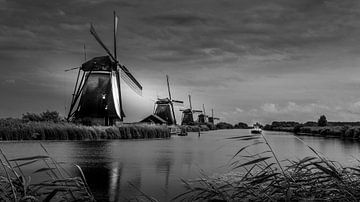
[172,100,183,104]
[113,11,118,60]
[119,67,142,96]
[91,22,143,96]
[192,110,202,113]
[90,24,116,62]
[172,100,184,107]
[65,67,80,72]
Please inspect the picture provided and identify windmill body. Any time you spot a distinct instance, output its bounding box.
[72,57,121,125]
[67,12,142,126]
[154,98,176,125]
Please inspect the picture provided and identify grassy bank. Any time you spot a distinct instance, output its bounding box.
[0,118,170,141]
[177,134,360,201]
[264,124,360,139]
[180,124,212,132]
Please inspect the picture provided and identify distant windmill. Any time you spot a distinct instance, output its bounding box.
[154,75,183,125]
[208,108,220,126]
[67,11,142,125]
[198,104,209,124]
[180,94,202,125]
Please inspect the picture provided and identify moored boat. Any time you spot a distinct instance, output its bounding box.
[251,127,262,134]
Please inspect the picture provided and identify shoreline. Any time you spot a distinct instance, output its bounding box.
[264,125,360,141]
[0,119,170,141]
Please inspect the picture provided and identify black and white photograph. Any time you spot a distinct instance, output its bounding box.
[2,0,360,201]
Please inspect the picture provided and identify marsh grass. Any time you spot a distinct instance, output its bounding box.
[176,134,360,201]
[0,143,94,201]
[0,119,169,141]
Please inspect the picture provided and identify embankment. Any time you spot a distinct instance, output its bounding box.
[264,124,360,139]
[0,119,170,141]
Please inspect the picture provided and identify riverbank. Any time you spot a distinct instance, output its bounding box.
[0,118,170,141]
[264,122,360,139]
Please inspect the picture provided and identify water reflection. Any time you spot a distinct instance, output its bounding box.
[109,162,122,202]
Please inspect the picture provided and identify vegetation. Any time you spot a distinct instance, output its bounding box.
[22,110,62,123]
[0,144,94,201]
[177,133,360,201]
[0,118,169,141]
[233,122,250,129]
[262,117,360,140]
[318,115,328,127]
[263,121,301,132]
[216,122,234,130]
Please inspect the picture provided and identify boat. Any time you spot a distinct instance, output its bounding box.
[251,126,262,134]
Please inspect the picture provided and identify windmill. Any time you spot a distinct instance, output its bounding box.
[197,104,208,124]
[153,75,183,125]
[180,94,202,125]
[67,11,142,125]
[208,108,220,126]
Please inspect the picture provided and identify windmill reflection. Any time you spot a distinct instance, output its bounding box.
[108,162,142,201]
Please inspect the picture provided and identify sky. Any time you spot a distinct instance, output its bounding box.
[2,0,360,124]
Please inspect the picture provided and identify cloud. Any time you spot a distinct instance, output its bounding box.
[2,79,15,85]
[235,107,244,113]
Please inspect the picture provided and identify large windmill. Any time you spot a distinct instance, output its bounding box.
[67,12,142,125]
[180,95,202,125]
[153,75,183,125]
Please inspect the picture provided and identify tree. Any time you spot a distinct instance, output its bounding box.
[318,115,327,127]
[22,110,61,122]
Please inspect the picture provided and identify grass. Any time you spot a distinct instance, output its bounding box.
[0,118,170,141]
[176,133,360,201]
[0,144,95,201]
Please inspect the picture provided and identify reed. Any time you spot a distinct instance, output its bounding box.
[0,144,95,201]
[177,134,360,201]
[0,119,170,141]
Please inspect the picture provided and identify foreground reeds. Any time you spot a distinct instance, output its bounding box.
[0,119,169,141]
[177,134,360,201]
[0,144,94,201]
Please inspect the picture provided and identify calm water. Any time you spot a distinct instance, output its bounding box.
[2,129,360,201]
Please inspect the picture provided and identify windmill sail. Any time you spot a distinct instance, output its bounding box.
[111,71,121,118]
[119,66,142,96]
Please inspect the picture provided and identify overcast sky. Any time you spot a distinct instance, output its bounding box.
[2,0,360,124]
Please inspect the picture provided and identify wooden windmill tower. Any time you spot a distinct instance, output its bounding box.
[180,95,202,125]
[153,75,183,125]
[67,12,142,125]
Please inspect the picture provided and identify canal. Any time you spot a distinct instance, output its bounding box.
[1,129,360,201]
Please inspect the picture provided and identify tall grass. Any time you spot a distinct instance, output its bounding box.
[0,144,94,201]
[0,119,170,141]
[176,134,360,201]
